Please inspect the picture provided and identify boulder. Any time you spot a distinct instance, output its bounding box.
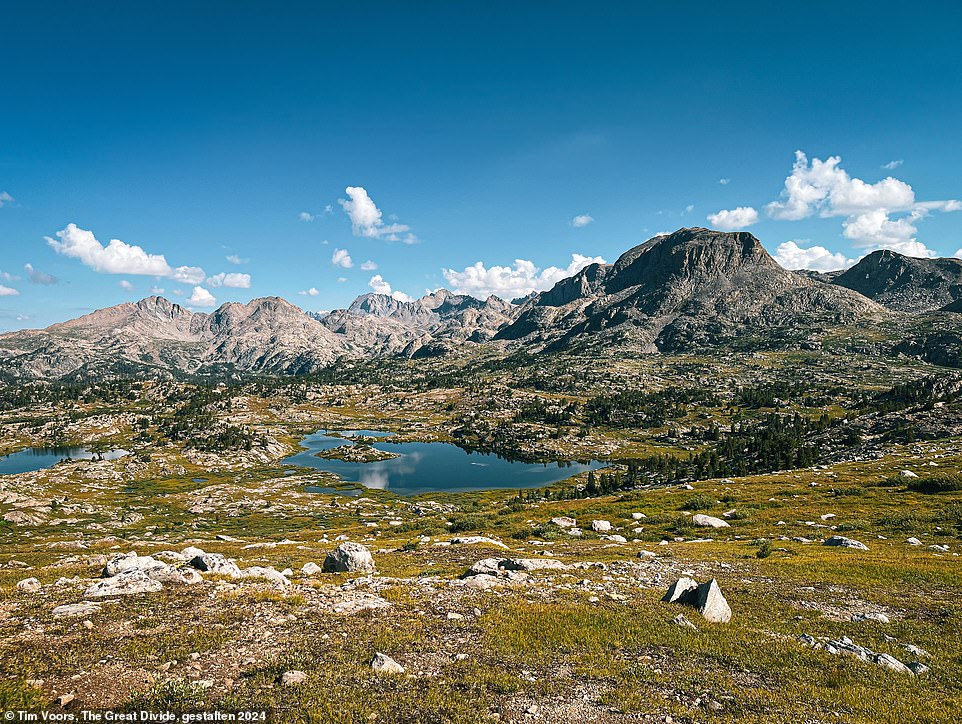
[323,542,375,573]
[691,514,730,528]
[16,577,41,593]
[371,652,405,675]
[188,553,243,577]
[591,520,612,532]
[103,552,167,577]
[550,516,577,528]
[662,577,698,604]
[823,535,869,551]
[240,566,290,586]
[687,579,732,623]
[662,577,732,623]
[84,569,163,598]
[301,562,323,576]
[281,670,307,685]
[52,601,102,617]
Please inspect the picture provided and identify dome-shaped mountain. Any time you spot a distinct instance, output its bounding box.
[832,249,962,312]
[497,228,883,352]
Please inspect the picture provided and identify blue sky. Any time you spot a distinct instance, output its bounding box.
[1,1,961,330]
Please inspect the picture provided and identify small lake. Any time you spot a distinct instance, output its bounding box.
[284,430,604,496]
[0,447,128,476]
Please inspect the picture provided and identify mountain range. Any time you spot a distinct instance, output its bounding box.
[2,228,960,379]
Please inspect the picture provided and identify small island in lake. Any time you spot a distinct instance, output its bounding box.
[314,443,401,463]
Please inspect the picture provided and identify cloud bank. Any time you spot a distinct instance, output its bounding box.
[443,253,605,300]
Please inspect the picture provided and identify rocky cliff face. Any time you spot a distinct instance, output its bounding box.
[497,228,883,352]
[832,250,962,312]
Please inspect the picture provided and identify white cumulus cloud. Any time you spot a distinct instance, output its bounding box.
[206,272,251,288]
[226,254,248,265]
[762,151,960,256]
[339,186,415,242]
[766,151,915,220]
[707,206,759,230]
[298,212,315,222]
[188,286,217,307]
[119,280,134,291]
[0,191,14,207]
[332,248,354,269]
[299,287,319,296]
[47,224,206,283]
[442,253,606,300]
[360,260,378,271]
[368,274,412,302]
[0,284,19,296]
[841,209,936,257]
[571,214,594,228]
[773,241,852,271]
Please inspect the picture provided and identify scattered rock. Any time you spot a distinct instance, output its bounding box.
[671,613,698,630]
[801,635,915,675]
[591,520,612,532]
[550,516,577,528]
[823,535,869,551]
[323,542,376,573]
[898,470,919,479]
[301,562,323,576]
[906,537,922,546]
[449,536,508,549]
[371,652,405,675]
[852,612,890,624]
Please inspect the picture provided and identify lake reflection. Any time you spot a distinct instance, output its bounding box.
[284,430,603,496]
[0,447,128,476]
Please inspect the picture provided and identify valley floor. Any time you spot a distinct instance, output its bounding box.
[1,354,961,723]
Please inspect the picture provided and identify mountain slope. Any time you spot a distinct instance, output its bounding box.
[496,228,884,352]
[321,289,518,357]
[832,249,962,312]
[0,297,347,379]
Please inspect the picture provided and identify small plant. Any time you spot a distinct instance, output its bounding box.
[681,494,715,511]
[908,474,962,493]
[755,539,773,558]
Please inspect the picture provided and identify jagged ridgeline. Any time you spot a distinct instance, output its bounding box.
[2,228,962,380]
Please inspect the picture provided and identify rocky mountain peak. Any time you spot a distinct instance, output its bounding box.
[833,249,962,311]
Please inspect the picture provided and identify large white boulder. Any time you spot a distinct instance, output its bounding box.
[323,542,375,573]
